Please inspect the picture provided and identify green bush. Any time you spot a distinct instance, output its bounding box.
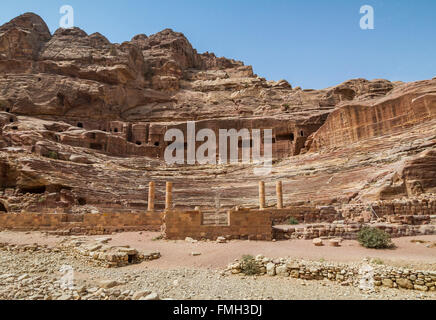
[240,255,260,276]
[358,227,393,249]
[46,151,58,159]
[370,258,384,265]
[289,217,299,225]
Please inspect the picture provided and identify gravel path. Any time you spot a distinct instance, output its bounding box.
[0,248,435,300]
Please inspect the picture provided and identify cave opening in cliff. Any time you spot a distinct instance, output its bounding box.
[77,122,83,128]
[0,202,7,212]
[9,118,14,122]
[136,141,142,146]
[5,108,10,113]
[57,93,65,105]
[114,128,119,133]
[20,185,46,194]
[277,134,293,142]
[300,131,304,137]
[78,197,87,205]
[12,126,18,130]
[154,142,160,147]
[128,254,135,264]
[90,143,102,150]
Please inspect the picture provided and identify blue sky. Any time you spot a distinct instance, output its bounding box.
[1,0,435,89]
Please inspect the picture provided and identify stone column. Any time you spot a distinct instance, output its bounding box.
[259,181,265,210]
[148,181,155,211]
[165,182,173,211]
[276,181,283,209]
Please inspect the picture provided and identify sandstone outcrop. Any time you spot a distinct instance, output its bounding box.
[309,80,436,152]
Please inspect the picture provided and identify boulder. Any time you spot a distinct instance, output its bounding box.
[216,236,227,243]
[328,239,341,247]
[133,290,152,300]
[276,265,289,277]
[140,292,159,300]
[396,278,414,289]
[381,279,394,288]
[313,238,323,246]
[69,154,94,164]
[266,263,276,276]
[97,280,119,289]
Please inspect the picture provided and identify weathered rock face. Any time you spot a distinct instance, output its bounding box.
[402,149,436,196]
[0,13,435,215]
[0,13,51,60]
[309,80,436,152]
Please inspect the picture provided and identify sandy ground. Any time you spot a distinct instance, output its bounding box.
[1,231,435,270]
[0,230,435,300]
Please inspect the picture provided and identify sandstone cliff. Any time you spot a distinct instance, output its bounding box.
[0,13,434,216]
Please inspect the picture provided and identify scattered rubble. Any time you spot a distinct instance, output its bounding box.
[0,238,161,268]
[57,237,161,268]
